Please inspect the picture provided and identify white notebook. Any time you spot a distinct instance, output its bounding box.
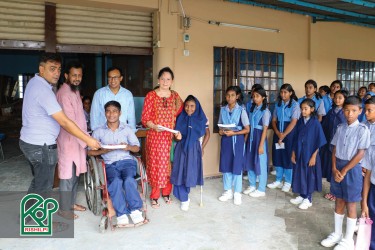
[100,144,127,149]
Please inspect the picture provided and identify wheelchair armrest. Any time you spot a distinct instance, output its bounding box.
[130,151,142,158]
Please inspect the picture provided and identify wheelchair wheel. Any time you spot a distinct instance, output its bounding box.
[83,165,93,211]
[136,157,148,201]
[84,156,102,216]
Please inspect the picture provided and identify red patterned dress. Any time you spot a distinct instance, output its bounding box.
[141,90,183,196]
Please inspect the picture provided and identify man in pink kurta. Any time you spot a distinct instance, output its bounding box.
[56,61,87,219]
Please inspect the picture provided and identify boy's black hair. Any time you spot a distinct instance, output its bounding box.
[364,96,375,105]
[300,98,317,117]
[250,87,268,112]
[104,100,121,111]
[343,95,362,108]
[39,53,62,65]
[369,82,375,89]
[158,67,174,80]
[277,83,298,108]
[319,85,330,94]
[330,80,343,89]
[107,66,123,76]
[65,61,84,75]
[82,96,91,103]
[305,79,322,100]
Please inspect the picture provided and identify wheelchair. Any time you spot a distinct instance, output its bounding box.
[84,154,149,233]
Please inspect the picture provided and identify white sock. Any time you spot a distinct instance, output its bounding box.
[334,212,345,236]
[344,217,357,240]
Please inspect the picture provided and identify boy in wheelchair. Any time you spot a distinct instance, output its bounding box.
[88,100,145,225]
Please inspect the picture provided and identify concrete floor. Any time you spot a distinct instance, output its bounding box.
[0,137,341,250]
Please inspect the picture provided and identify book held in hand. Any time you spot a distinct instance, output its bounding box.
[218,123,239,131]
[157,125,179,134]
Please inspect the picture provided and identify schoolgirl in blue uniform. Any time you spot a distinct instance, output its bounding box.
[243,86,271,198]
[361,96,375,250]
[360,83,375,122]
[321,96,370,249]
[319,85,331,114]
[218,86,250,206]
[298,79,326,122]
[171,95,210,211]
[243,84,262,181]
[268,84,300,192]
[322,80,343,116]
[321,90,348,202]
[358,86,368,122]
[290,98,326,210]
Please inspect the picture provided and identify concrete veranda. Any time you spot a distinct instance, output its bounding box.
[0,137,342,250]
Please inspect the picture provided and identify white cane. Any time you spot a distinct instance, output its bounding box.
[200,185,203,207]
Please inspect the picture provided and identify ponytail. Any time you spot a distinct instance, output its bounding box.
[315,91,322,100]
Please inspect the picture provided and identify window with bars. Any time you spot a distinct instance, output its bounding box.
[337,58,375,95]
[213,47,284,132]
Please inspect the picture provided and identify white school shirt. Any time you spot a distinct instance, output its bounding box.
[331,120,370,161]
[361,121,375,184]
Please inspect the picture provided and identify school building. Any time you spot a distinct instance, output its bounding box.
[0,0,375,177]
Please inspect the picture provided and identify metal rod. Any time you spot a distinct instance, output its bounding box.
[178,0,186,18]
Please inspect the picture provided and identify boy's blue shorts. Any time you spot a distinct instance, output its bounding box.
[330,158,363,202]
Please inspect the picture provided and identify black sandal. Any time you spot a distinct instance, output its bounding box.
[162,195,172,204]
[151,199,160,209]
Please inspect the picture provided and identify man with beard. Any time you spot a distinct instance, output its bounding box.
[19,54,100,228]
[56,61,88,219]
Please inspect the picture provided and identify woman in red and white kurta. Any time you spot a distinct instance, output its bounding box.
[141,67,183,208]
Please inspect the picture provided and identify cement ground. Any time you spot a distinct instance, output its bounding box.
[0,137,350,250]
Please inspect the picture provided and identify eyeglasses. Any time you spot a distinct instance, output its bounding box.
[108,76,121,81]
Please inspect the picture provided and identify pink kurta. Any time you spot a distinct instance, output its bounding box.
[56,83,87,179]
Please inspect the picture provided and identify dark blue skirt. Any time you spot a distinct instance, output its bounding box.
[244,129,268,175]
[219,134,245,175]
[292,153,322,195]
[272,121,295,169]
[171,141,203,187]
[320,144,332,181]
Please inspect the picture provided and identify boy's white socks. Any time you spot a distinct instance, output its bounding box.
[344,217,357,240]
[334,212,345,236]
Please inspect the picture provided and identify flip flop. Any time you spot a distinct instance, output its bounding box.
[324,193,333,200]
[73,204,87,212]
[58,210,78,220]
[329,195,336,202]
[52,222,69,233]
[151,199,160,209]
[162,195,172,204]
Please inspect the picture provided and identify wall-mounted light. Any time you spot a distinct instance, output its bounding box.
[208,20,280,33]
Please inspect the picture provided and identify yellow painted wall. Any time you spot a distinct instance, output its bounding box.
[153,0,375,176]
[31,0,375,176]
